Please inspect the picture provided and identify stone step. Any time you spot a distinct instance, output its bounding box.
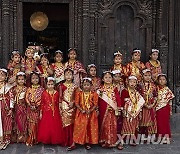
[171,113,180,134]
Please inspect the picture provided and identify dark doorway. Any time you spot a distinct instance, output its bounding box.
[23,3,69,62]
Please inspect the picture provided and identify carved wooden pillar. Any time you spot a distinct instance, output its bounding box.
[2,0,11,67]
[81,0,90,67]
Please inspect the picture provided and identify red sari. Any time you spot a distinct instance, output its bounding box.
[121,89,145,135]
[98,85,121,147]
[125,61,145,82]
[24,58,36,87]
[26,85,44,146]
[58,83,76,146]
[7,61,22,86]
[38,90,64,145]
[90,77,101,92]
[73,91,99,145]
[145,60,162,81]
[36,65,50,88]
[51,63,65,84]
[156,86,175,138]
[12,85,27,143]
[65,60,86,87]
[0,83,14,143]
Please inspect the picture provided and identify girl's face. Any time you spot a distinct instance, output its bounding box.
[0,71,7,82]
[47,80,55,90]
[31,74,39,85]
[143,72,152,82]
[132,52,141,62]
[17,75,25,86]
[114,55,122,65]
[89,67,96,77]
[12,54,21,64]
[68,50,77,60]
[25,50,34,59]
[41,57,49,66]
[103,73,113,84]
[113,73,121,83]
[55,53,63,63]
[64,71,73,82]
[82,81,91,92]
[150,52,159,61]
[158,76,167,86]
[128,79,137,88]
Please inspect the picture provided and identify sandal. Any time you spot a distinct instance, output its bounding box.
[85,144,91,150]
[117,144,123,150]
[67,145,76,151]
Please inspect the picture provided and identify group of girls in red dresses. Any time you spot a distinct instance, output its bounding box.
[0,47,174,151]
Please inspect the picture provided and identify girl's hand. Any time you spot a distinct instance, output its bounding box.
[7,110,12,116]
[81,110,86,114]
[40,111,42,119]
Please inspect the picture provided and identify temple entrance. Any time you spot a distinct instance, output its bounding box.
[23,3,69,62]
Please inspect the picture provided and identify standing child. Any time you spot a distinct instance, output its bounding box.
[125,49,145,82]
[111,51,126,80]
[145,49,162,81]
[36,53,53,88]
[112,70,125,134]
[0,68,14,150]
[156,74,174,142]
[7,51,22,85]
[121,76,145,146]
[137,69,157,138]
[38,77,64,145]
[51,50,65,84]
[58,68,77,149]
[22,48,36,87]
[25,72,44,146]
[73,78,99,150]
[65,48,86,87]
[12,72,27,143]
[98,71,122,149]
[87,64,101,91]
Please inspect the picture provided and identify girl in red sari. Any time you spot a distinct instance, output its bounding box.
[125,49,145,82]
[110,51,126,81]
[36,53,53,88]
[38,77,64,145]
[7,51,22,86]
[87,64,101,92]
[112,70,125,135]
[73,78,99,150]
[51,50,65,84]
[121,76,145,146]
[65,48,86,87]
[12,72,27,143]
[145,49,162,82]
[58,68,77,149]
[0,69,14,150]
[156,74,174,142]
[98,71,122,149]
[21,48,37,87]
[137,69,157,138]
[25,72,44,146]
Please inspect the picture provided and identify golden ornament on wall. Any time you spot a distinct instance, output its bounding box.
[30,12,49,31]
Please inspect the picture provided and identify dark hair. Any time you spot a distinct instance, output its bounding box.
[87,65,97,76]
[157,74,167,85]
[64,68,74,75]
[68,48,77,54]
[82,79,92,85]
[30,71,41,85]
[101,71,113,84]
[132,48,141,55]
[45,77,56,84]
[16,74,26,80]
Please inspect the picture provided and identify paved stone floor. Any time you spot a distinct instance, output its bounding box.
[0,134,180,154]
